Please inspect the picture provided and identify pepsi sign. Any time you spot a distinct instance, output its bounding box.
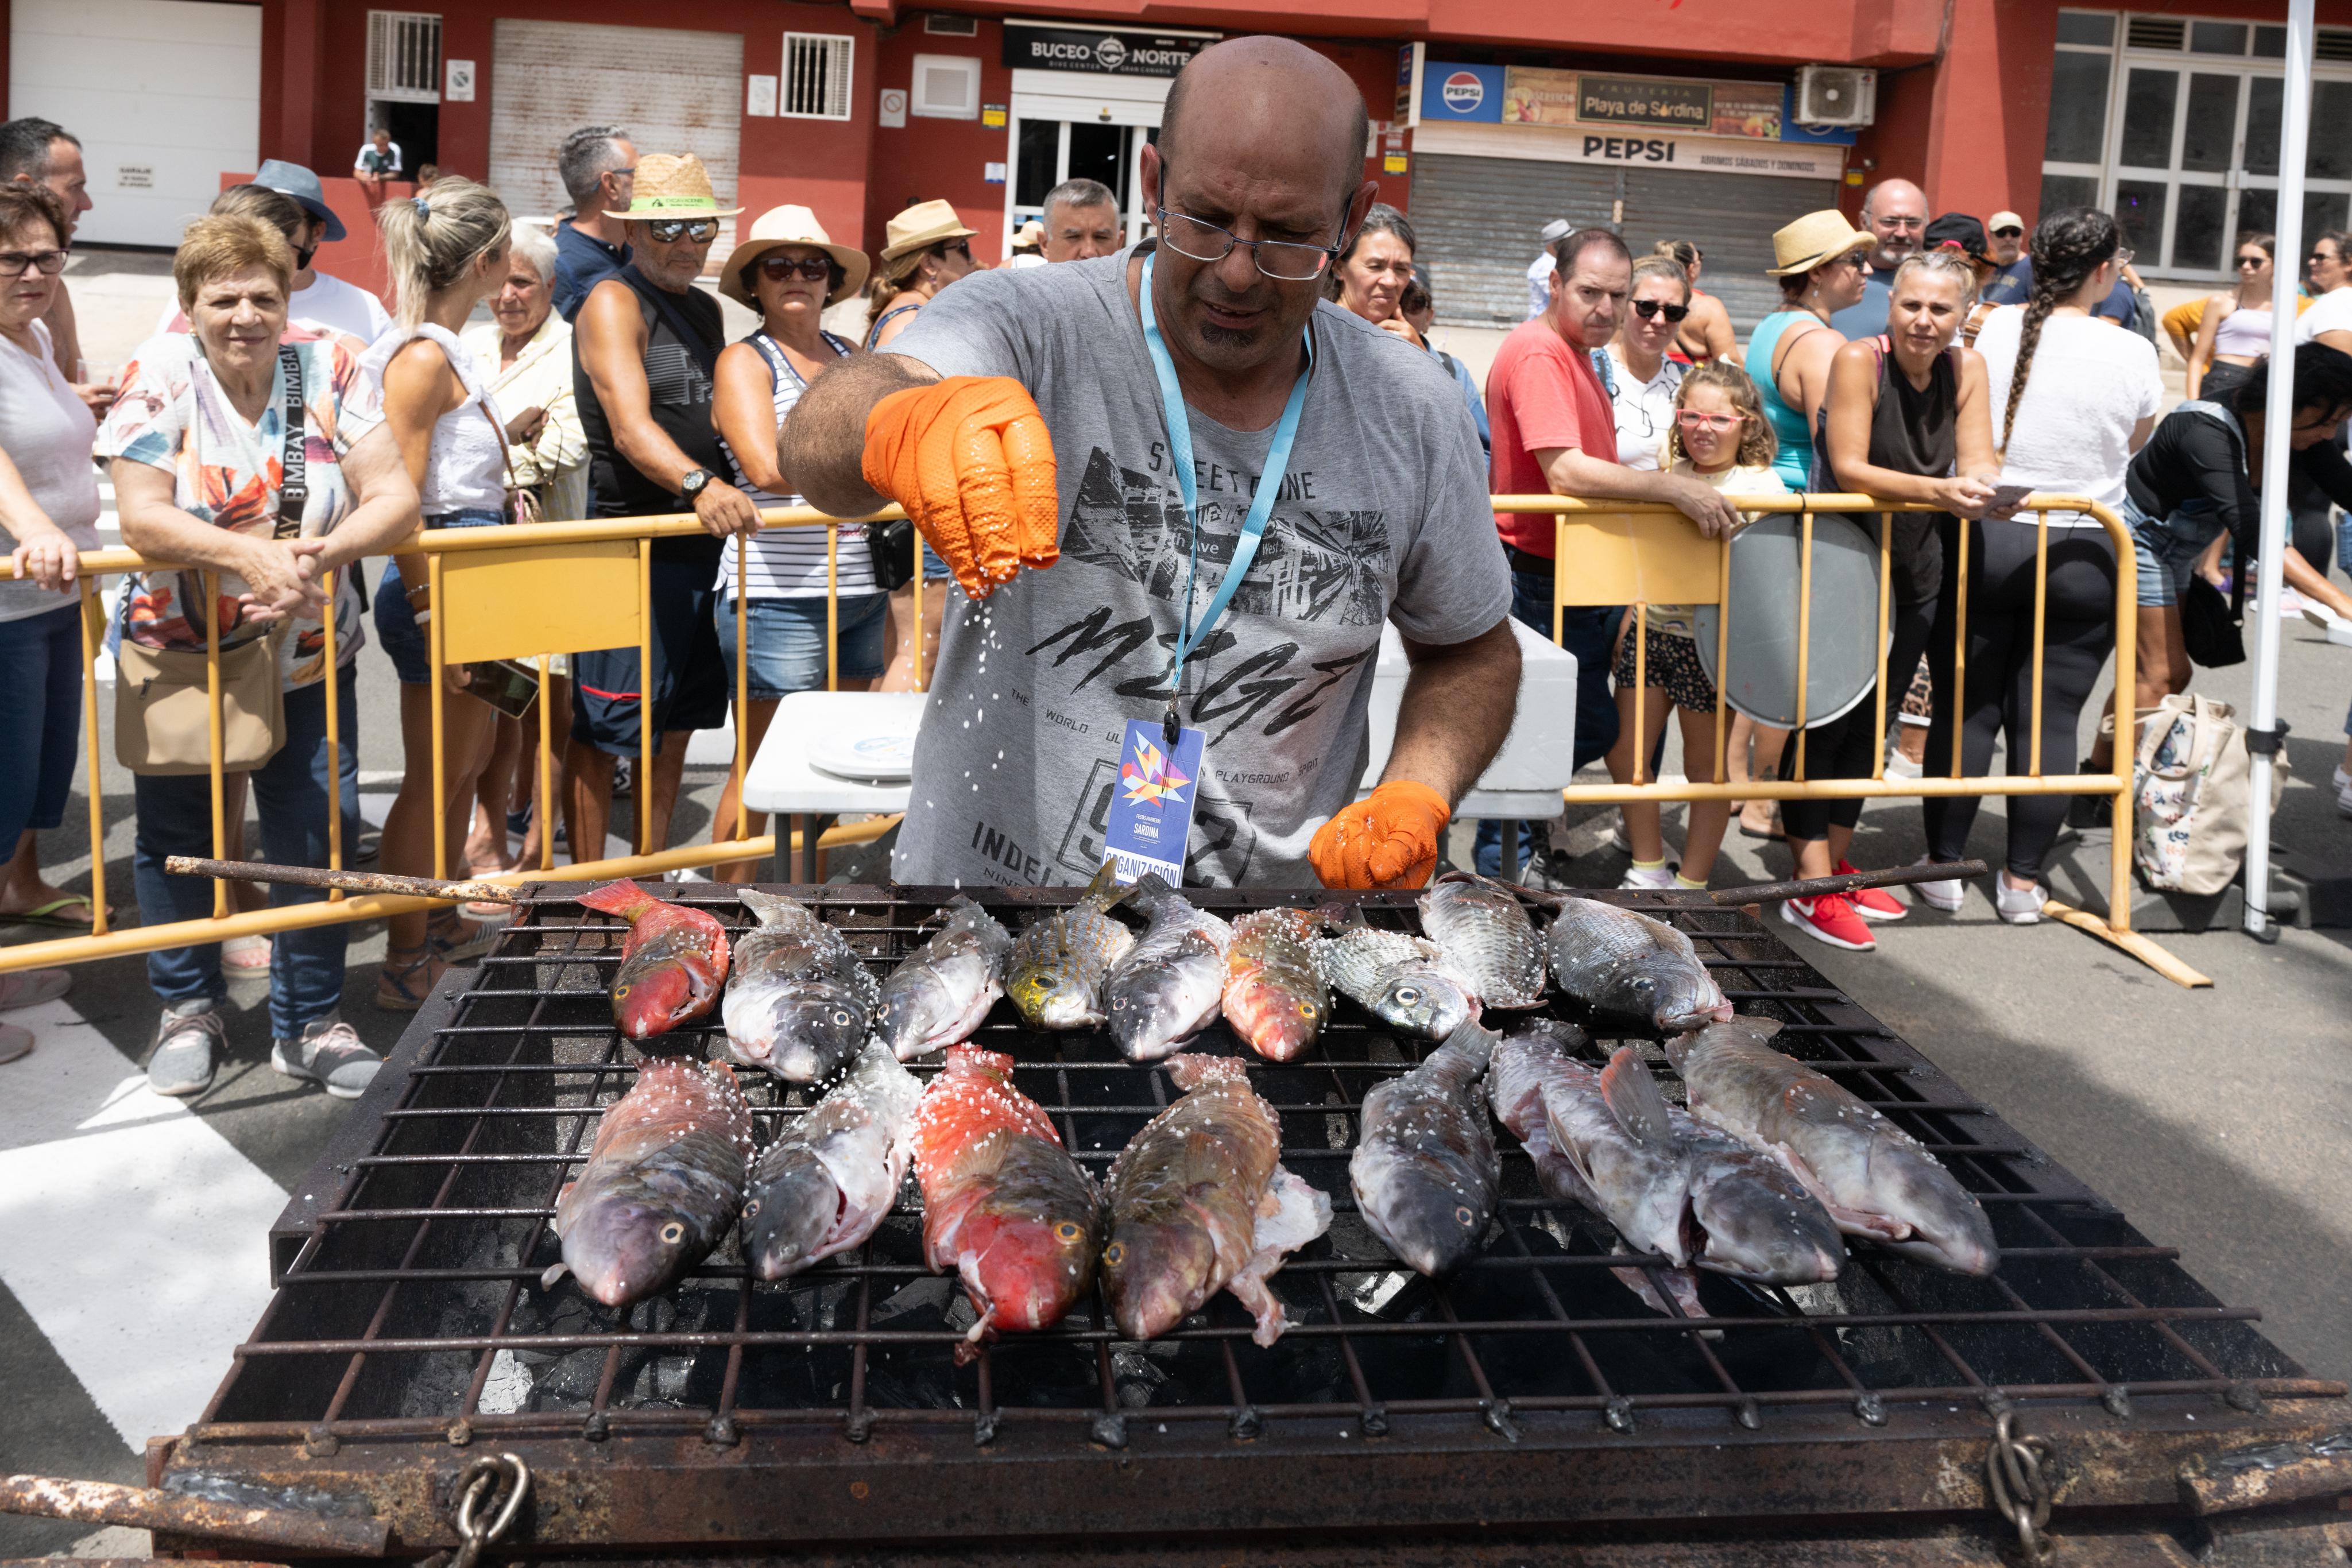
[1421,60,1503,123]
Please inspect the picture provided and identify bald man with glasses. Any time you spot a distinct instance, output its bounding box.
[1829,177,1928,340]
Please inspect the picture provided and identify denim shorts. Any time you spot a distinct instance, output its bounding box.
[715,592,889,699]
[372,508,506,685]
[2124,492,2225,609]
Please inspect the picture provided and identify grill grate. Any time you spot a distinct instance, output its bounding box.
[199,882,2337,1466]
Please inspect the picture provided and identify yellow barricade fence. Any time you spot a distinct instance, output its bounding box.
[1500,493,2201,986]
[2,494,2199,985]
[0,505,919,977]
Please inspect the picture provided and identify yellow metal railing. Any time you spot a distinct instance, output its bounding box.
[0,505,920,975]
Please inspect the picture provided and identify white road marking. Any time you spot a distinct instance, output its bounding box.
[0,997,287,1453]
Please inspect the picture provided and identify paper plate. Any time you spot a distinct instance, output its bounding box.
[1693,513,1887,730]
[807,730,919,783]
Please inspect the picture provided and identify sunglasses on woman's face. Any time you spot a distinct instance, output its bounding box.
[645,218,720,244]
[2236,254,2269,270]
[1631,299,1690,323]
[759,254,834,282]
[942,239,973,260]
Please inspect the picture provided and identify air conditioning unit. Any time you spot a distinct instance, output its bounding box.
[1795,65,1877,127]
[910,53,981,119]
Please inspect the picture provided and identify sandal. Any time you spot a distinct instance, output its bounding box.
[223,934,273,972]
[1,893,110,930]
[430,909,497,963]
[375,941,446,1012]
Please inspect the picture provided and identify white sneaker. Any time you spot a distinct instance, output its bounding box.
[1618,862,1679,891]
[1909,858,1966,912]
[2303,603,2352,644]
[1995,878,2048,925]
[1883,752,1924,781]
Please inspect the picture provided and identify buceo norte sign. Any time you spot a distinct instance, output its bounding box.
[1002,24,1216,78]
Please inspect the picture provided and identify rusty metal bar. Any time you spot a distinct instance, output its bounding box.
[0,1474,389,1555]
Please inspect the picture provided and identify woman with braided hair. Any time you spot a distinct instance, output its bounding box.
[1915,207,2161,923]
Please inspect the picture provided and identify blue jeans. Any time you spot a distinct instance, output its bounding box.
[715,592,889,699]
[133,667,362,1040]
[0,601,84,849]
[2125,492,2223,608]
[1474,564,1623,875]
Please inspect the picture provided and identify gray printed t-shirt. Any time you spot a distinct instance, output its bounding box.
[882,248,1511,889]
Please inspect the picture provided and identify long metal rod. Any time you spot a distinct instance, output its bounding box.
[0,1473,390,1555]
[2243,0,2316,938]
[164,856,525,903]
[1699,858,1987,907]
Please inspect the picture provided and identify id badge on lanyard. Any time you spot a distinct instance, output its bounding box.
[1101,252,1313,885]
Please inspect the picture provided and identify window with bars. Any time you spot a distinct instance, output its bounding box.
[2040,9,2352,280]
[367,11,443,105]
[781,33,854,121]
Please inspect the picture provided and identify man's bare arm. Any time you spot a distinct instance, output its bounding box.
[779,351,941,516]
[1534,446,1742,537]
[1382,617,1521,806]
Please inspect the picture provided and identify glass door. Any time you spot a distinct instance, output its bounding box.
[1005,118,1157,254]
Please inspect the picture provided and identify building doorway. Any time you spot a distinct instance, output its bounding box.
[1003,69,1174,257]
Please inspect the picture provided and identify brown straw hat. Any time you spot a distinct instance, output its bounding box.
[879,198,979,263]
[1766,210,1878,276]
[602,152,743,220]
[718,204,870,306]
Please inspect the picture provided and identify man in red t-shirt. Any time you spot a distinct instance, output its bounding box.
[1479,227,1739,875]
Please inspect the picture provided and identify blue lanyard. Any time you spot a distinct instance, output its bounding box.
[1139,251,1314,740]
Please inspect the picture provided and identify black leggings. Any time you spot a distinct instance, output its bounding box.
[1921,516,2118,878]
[1779,596,1939,842]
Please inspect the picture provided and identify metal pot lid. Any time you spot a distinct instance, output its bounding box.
[1693,512,1886,730]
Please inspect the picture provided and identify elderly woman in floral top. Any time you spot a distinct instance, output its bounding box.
[97,214,417,1100]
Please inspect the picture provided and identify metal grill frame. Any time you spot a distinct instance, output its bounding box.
[166,881,2347,1556]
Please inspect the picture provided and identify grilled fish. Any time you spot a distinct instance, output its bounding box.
[543,1059,754,1307]
[911,1045,1100,1356]
[1668,1017,1997,1276]
[1221,907,1327,1062]
[1314,916,1475,1039]
[1418,872,1546,1009]
[1101,1054,1330,1345]
[874,897,1012,1061]
[1349,1017,1501,1276]
[722,890,880,1083]
[1005,860,1139,1030]
[1104,881,1234,1061]
[740,1043,922,1280]
[1534,893,1732,1034]
[575,878,731,1042]
[1670,1103,1845,1286]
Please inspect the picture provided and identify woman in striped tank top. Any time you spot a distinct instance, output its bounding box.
[707,207,879,881]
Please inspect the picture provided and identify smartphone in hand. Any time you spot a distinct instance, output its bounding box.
[1987,482,2034,512]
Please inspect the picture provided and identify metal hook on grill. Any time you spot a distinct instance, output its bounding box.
[1984,1409,2055,1565]
[425,1452,531,1568]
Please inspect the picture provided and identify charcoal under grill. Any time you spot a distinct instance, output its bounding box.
[158,882,2350,1563]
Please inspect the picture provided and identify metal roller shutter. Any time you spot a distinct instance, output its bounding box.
[1620,168,1838,335]
[489,20,745,254]
[1409,153,1618,326]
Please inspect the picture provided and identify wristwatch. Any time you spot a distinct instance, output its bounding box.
[679,467,715,503]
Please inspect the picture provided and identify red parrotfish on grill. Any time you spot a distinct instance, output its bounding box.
[910,1044,1099,1361]
[574,878,731,1042]
[542,1058,755,1307]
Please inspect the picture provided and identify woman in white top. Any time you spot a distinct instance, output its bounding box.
[1602,255,1690,470]
[1921,207,2161,922]
[2185,233,2284,404]
[707,206,876,881]
[0,184,100,1062]
[362,178,516,1010]
[459,222,588,877]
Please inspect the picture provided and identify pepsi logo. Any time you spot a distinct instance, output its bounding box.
[1441,71,1484,112]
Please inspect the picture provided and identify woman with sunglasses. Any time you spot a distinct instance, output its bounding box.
[1652,239,1738,367]
[1599,255,1690,469]
[864,199,980,351]
[706,207,876,879]
[2185,233,2287,404]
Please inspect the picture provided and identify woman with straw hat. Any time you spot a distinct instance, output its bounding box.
[705,204,875,879]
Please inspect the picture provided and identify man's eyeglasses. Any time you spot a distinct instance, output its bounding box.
[0,249,68,277]
[1156,210,1340,282]
[644,218,719,244]
[759,253,835,282]
[1674,410,1741,431]
[1992,226,2024,239]
[1631,299,1690,323]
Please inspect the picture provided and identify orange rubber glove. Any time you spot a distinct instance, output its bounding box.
[1309,780,1452,890]
[861,375,1059,598]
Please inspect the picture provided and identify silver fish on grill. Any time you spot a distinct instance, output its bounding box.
[1313,913,1475,1040]
[1667,1016,1997,1276]
[740,1043,923,1280]
[873,897,1012,1062]
[722,889,881,1083]
[1349,1016,1501,1276]
[1103,880,1234,1061]
[1532,892,1732,1034]
[1418,872,1546,1010]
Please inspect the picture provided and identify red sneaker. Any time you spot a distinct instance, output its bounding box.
[1836,859,1909,922]
[1781,893,1877,951]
